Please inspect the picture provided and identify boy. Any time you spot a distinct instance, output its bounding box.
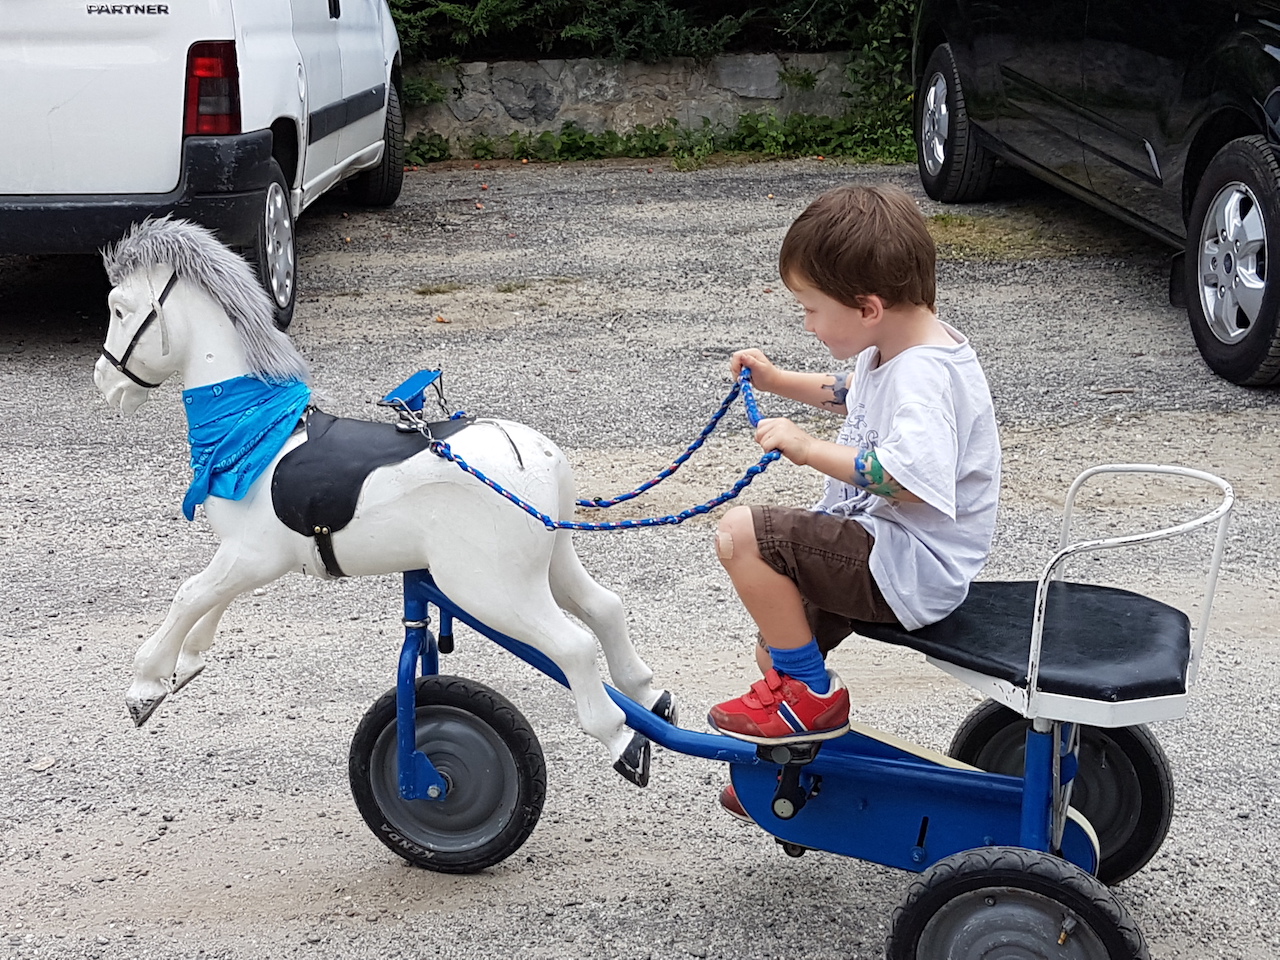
[708,184,1001,767]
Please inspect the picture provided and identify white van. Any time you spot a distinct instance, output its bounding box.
[0,0,404,328]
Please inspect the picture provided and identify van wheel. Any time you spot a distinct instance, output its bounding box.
[351,83,405,207]
[1185,135,1280,385]
[249,159,296,330]
[916,44,995,203]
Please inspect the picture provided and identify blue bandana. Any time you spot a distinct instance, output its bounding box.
[182,376,312,521]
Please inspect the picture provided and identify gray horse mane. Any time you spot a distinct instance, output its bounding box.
[102,216,311,384]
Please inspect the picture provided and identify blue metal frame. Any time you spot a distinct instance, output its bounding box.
[392,570,1098,877]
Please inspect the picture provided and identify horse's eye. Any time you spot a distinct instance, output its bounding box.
[113,307,123,319]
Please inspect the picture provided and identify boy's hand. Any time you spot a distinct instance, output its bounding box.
[754,417,814,465]
[730,349,779,392]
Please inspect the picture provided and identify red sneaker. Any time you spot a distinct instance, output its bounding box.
[718,783,753,823]
[707,669,849,744]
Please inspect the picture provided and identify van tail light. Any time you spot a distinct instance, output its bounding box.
[184,41,241,136]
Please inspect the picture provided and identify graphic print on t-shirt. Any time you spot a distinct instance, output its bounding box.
[823,402,876,515]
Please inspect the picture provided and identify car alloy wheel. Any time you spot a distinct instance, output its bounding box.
[1197,180,1266,347]
[920,71,949,178]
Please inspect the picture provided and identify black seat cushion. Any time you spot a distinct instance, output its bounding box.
[272,409,470,537]
[850,581,1190,702]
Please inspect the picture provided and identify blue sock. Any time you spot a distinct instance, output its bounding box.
[767,639,829,694]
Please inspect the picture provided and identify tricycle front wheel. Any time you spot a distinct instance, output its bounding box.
[887,846,1149,959]
[348,674,546,873]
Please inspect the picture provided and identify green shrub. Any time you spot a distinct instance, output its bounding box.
[405,131,451,163]
[423,110,909,167]
[389,1,911,63]
[402,75,448,107]
[842,0,914,153]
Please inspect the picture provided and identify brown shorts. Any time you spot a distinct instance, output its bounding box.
[749,504,900,655]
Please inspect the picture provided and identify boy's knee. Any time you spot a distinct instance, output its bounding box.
[715,507,756,564]
[715,528,734,561]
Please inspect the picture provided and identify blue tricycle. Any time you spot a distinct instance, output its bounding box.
[346,375,1234,959]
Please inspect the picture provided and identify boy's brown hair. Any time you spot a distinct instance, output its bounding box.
[779,184,936,311]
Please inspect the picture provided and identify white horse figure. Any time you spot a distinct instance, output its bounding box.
[93,217,670,785]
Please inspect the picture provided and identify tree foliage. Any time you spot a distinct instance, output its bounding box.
[389,0,912,67]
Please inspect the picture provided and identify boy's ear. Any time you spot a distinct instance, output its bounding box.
[858,294,886,325]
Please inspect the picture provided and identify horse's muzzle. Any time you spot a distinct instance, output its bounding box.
[94,355,150,415]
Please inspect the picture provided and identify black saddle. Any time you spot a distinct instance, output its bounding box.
[850,580,1191,703]
[271,409,471,577]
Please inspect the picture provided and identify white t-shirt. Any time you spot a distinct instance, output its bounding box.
[813,323,1001,630]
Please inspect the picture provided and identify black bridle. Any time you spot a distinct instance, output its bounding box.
[101,271,179,389]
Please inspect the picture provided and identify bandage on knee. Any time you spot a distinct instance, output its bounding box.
[715,529,734,560]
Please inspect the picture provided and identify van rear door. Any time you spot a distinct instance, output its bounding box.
[0,1,231,196]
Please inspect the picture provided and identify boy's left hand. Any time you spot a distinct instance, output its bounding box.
[754,417,814,465]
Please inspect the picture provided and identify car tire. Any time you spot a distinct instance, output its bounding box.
[1185,135,1280,385]
[248,158,296,331]
[350,82,405,208]
[916,43,996,204]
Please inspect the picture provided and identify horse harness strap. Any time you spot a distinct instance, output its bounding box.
[271,409,472,578]
[101,271,179,389]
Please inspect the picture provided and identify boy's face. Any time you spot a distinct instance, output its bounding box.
[788,279,872,361]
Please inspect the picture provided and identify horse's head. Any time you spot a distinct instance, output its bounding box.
[95,217,310,415]
[95,261,182,415]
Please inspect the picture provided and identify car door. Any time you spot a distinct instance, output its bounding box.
[333,0,390,166]
[990,0,1090,187]
[290,0,343,195]
[1079,1,1235,239]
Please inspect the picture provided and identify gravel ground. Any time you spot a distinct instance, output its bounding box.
[1,158,1277,960]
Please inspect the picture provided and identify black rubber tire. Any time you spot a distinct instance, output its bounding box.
[350,82,405,207]
[949,700,1174,886]
[915,43,996,204]
[886,846,1150,960]
[1184,135,1280,385]
[348,674,545,874]
[248,158,296,330]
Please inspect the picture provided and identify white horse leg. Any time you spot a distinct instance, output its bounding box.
[127,543,291,726]
[432,569,651,785]
[172,599,233,693]
[548,532,675,721]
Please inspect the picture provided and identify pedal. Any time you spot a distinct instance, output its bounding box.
[756,742,823,820]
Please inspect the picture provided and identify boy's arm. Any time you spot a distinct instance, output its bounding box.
[770,370,851,413]
[755,420,922,502]
[730,351,850,412]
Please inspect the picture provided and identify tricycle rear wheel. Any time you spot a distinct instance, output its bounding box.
[886,846,1149,959]
[948,700,1173,886]
[348,674,545,873]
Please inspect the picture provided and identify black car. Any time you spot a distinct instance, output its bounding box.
[913,1,1280,386]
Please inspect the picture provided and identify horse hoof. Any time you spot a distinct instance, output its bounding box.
[126,694,165,728]
[612,732,651,788]
[649,690,679,726]
[171,663,206,696]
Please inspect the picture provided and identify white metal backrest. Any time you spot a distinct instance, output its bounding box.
[1025,464,1234,712]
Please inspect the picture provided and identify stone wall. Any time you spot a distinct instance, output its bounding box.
[405,52,851,151]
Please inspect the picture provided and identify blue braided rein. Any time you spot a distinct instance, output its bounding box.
[426,370,781,531]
